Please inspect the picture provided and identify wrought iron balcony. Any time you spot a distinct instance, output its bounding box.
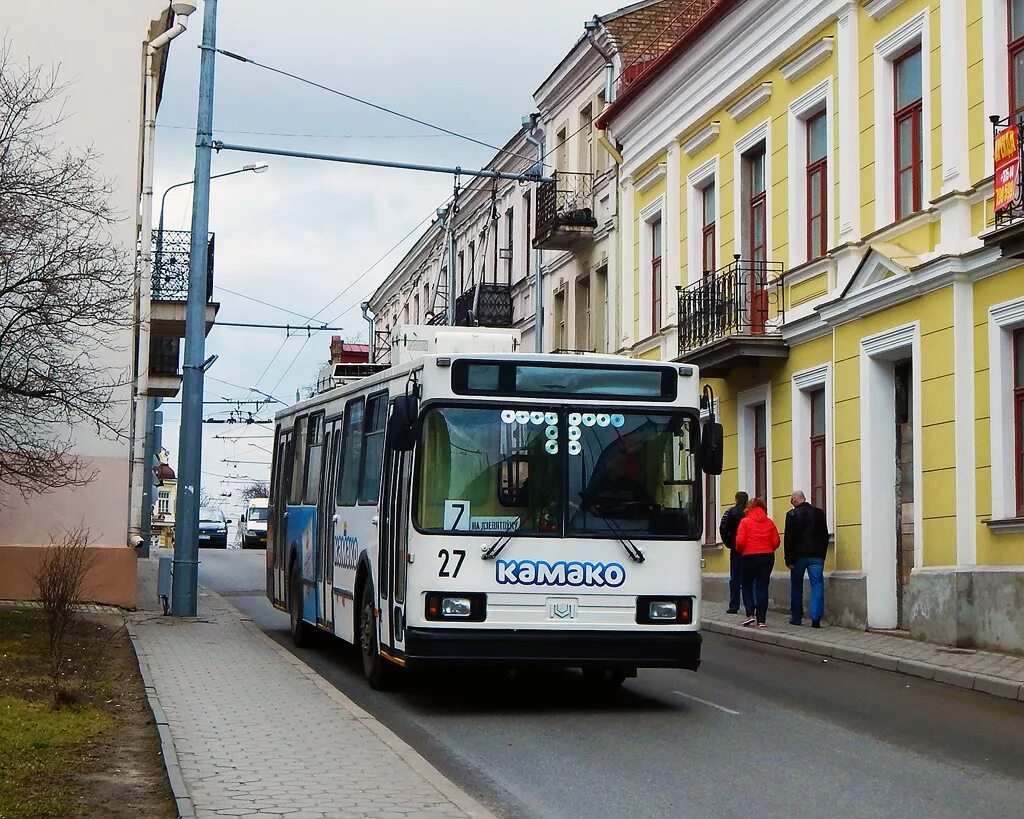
[153,229,216,302]
[533,172,597,251]
[455,282,514,328]
[676,257,787,377]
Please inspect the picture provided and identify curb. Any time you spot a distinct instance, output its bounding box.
[703,617,1024,703]
[224,593,495,819]
[126,620,196,819]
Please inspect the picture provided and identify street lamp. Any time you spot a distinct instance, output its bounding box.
[155,162,269,277]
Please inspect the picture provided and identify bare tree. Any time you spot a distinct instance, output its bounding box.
[32,524,96,704]
[240,480,269,502]
[0,44,131,500]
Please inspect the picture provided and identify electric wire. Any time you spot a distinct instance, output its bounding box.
[156,123,511,141]
[216,48,536,166]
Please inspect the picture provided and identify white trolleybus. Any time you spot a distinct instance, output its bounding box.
[266,326,723,689]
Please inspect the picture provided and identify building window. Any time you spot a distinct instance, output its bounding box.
[157,490,170,515]
[809,388,827,512]
[806,111,828,260]
[1015,328,1024,515]
[702,184,716,275]
[523,192,532,281]
[579,104,594,175]
[651,218,663,334]
[753,403,767,501]
[458,251,465,293]
[553,290,567,351]
[745,145,767,263]
[1011,0,1024,119]
[505,206,514,284]
[556,126,568,172]
[894,47,923,220]
[704,472,717,545]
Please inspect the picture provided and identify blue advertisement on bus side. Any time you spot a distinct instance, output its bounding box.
[285,504,317,623]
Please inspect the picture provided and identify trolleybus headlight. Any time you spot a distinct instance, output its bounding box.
[649,601,678,620]
[636,596,693,624]
[425,592,487,622]
[441,597,472,617]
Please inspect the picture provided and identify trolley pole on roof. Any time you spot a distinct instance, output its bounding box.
[172,0,218,617]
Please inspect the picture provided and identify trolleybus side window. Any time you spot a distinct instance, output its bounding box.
[303,412,325,505]
[289,416,308,505]
[358,391,388,505]
[337,398,364,506]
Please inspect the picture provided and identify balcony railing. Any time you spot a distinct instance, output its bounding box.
[153,229,216,301]
[455,282,514,328]
[677,257,785,360]
[534,171,597,250]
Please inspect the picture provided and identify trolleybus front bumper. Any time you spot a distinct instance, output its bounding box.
[403,627,701,670]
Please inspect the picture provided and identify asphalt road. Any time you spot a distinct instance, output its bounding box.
[197,548,1024,819]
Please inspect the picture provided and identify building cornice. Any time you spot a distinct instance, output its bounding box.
[613,0,843,178]
[680,120,721,156]
[780,36,834,82]
[727,82,773,121]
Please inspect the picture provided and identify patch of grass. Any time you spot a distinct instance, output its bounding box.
[0,694,112,817]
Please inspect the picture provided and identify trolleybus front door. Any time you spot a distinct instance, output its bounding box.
[379,446,411,654]
[317,422,340,629]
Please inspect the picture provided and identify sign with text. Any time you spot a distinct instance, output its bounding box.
[994,124,1020,214]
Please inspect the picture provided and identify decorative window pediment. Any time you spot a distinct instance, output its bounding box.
[842,243,921,297]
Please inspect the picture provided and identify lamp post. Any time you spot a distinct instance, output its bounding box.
[141,162,268,560]
[154,163,268,292]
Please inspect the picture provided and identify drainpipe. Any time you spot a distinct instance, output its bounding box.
[524,117,544,352]
[134,3,195,557]
[585,17,624,167]
[361,302,375,361]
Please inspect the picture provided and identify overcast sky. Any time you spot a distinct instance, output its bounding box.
[156,1,608,505]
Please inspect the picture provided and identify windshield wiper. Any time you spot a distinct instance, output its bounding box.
[579,491,645,564]
[481,528,520,561]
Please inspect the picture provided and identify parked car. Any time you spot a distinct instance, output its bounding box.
[238,498,269,549]
[198,507,229,548]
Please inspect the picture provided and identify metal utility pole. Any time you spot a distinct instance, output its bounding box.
[172,0,218,616]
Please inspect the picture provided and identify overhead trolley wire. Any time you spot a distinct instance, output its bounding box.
[216,48,537,167]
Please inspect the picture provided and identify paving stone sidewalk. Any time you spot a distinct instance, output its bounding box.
[701,598,1024,702]
[128,591,493,819]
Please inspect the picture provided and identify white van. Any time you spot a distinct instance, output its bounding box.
[239,497,269,549]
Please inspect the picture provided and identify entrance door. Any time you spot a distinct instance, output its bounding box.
[317,423,341,628]
[895,362,915,629]
[379,444,412,653]
[270,430,291,605]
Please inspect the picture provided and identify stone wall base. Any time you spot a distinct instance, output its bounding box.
[0,544,137,608]
[907,567,1024,654]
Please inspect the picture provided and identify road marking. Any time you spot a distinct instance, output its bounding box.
[673,690,741,715]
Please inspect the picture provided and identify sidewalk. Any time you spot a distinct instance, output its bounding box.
[701,599,1024,702]
[129,583,493,819]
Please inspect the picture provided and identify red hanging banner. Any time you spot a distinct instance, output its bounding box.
[994,124,1020,214]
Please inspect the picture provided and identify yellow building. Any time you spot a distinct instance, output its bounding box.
[597,0,1024,651]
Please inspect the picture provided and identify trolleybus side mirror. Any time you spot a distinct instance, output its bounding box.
[388,395,419,452]
[701,422,724,476]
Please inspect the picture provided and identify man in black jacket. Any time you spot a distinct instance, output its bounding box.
[719,491,749,614]
[784,490,829,627]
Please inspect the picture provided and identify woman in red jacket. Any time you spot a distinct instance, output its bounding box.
[734,497,781,628]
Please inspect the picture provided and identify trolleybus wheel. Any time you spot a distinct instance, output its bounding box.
[359,581,395,690]
[288,561,311,648]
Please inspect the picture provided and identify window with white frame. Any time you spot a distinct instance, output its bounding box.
[787,78,833,268]
[1010,0,1024,119]
[701,185,716,275]
[873,11,929,227]
[157,490,170,515]
[687,158,718,284]
[743,144,768,263]
[737,385,772,510]
[651,217,663,334]
[987,299,1024,521]
[792,365,832,525]
[893,47,923,219]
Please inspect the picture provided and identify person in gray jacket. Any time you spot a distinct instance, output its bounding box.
[719,491,749,614]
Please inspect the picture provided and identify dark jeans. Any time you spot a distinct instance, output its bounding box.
[741,553,775,623]
[790,557,825,623]
[728,547,743,611]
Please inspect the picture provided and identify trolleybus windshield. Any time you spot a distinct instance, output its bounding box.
[414,405,700,540]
